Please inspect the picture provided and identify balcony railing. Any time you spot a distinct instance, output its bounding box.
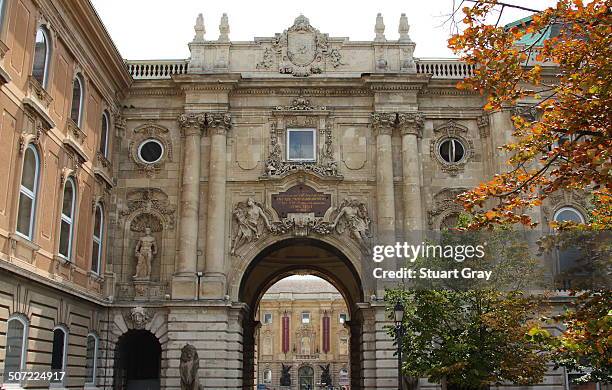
[125,59,474,80]
[127,60,189,80]
[416,59,475,79]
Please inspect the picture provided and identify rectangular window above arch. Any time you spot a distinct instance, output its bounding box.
[287,128,316,162]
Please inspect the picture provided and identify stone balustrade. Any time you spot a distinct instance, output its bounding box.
[416,58,475,79]
[125,58,475,80]
[126,60,189,79]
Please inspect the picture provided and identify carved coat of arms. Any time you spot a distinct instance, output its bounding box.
[270,15,342,77]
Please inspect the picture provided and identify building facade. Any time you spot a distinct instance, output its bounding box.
[0,1,590,390]
[256,277,350,390]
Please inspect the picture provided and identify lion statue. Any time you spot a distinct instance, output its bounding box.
[179,344,202,390]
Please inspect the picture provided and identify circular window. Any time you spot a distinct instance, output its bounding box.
[137,139,164,164]
[439,138,465,163]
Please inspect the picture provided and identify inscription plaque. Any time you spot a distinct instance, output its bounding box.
[271,185,331,218]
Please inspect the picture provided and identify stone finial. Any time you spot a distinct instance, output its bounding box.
[218,13,230,42]
[374,13,386,42]
[398,13,411,42]
[194,13,205,42]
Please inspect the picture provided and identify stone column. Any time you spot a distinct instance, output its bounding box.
[371,112,397,244]
[173,113,205,299]
[398,112,424,234]
[202,112,231,297]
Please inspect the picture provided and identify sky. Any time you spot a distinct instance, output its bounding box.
[90,0,557,61]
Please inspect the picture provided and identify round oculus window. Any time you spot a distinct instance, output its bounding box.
[138,139,164,164]
[439,138,465,163]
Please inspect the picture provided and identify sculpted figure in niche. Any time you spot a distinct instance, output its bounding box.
[320,363,332,386]
[133,227,158,279]
[280,363,292,386]
[230,198,272,254]
[179,344,202,390]
[331,199,371,252]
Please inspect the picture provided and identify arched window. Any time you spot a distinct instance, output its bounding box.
[3,315,28,382]
[58,178,76,260]
[99,111,109,158]
[16,145,40,239]
[91,204,103,274]
[85,333,98,384]
[554,207,585,224]
[263,369,272,383]
[70,74,84,126]
[51,326,68,382]
[32,26,51,88]
[553,206,586,289]
[0,0,7,31]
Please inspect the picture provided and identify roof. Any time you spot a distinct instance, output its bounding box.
[265,276,339,294]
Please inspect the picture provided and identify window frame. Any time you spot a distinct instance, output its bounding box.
[263,368,272,383]
[70,74,85,127]
[32,26,52,88]
[339,313,347,324]
[16,144,40,241]
[3,314,29,382]
[91,204,104,274]
[84,333,98,385]
[50,325,68,384]
[286,128,317,162]
[438,138,466,164]
[262,312,272,325]
[553,206,585,224]
[137,138,165,164]
[58,177,76,261]
[301,311,310,324]
[99,111,110,158]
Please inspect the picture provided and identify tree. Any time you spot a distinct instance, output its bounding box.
[446,0,611,230]
[386,220,549,389]
[387,289,549,389]
[529,290,612,383]
[551,290,612,383]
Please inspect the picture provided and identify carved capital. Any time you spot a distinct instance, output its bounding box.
[177,113,206,136]
[205,112,232,135]
[397,112,424,137]
[371,112,396,136]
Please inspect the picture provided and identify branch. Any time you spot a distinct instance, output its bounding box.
[464,0,542,13]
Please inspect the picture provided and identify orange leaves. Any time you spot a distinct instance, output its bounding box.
[448,0,612,231]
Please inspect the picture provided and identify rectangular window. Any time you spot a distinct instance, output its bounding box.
[263,313,272,324]
[287,128,316,161]
[301,312,310,324]
[339,313,347,324]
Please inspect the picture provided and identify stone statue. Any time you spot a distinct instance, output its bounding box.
[180,344,202,390]
[133,227,157,279]
[319,363,332,386]
[331,199,371,253]
[230,198,272,254]
[280,363,292,386]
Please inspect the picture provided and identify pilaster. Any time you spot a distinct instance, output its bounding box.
[371,113,397,245]
[172,113,206,299]
[398,112,425,234]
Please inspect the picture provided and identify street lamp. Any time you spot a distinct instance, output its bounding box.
[394,301,405,390]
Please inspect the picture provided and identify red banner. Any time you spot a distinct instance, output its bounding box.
[323,316,330,353]
[282,316,290,353]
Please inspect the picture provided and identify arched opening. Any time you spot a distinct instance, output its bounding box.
[239,238,364,390]
[113,329,161,390]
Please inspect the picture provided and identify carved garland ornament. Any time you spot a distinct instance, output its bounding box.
[230,197,371,255]
[129,122,173,177]
[430,120,474,176]
[263,97,340,179]
[427,188,468,229]
[120,188,176,231]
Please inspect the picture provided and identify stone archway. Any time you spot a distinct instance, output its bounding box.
[113,329,161,390]
[238,237,365,390]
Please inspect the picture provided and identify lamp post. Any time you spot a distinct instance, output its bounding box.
[394,301,405,390]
